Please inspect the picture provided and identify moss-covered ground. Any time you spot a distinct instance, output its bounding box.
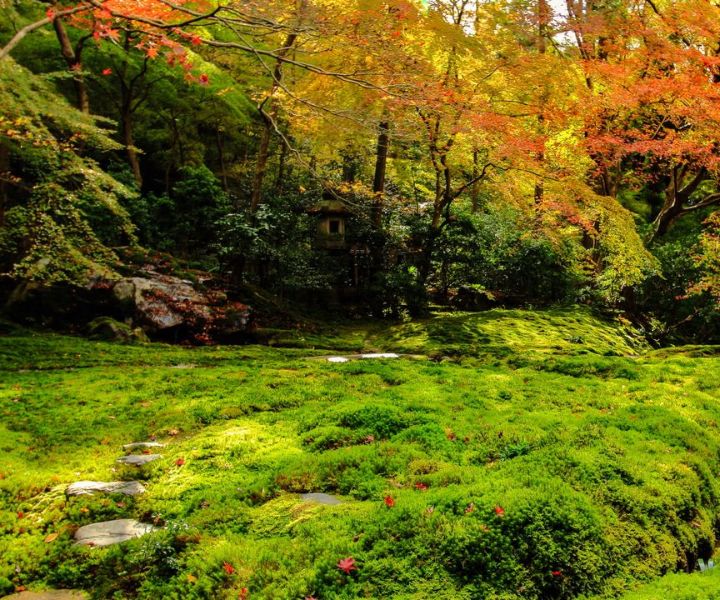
[1,308,719,599]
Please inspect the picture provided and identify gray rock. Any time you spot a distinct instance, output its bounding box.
[1,591,87,599]
[327,356,349,363]
[300,492,342,505]
[74,519,155,547]
[122,442,165,450]
[112,276,208,330]
[66,481,146,497]
[116,454,162,466]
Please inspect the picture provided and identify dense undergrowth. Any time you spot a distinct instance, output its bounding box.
[1,309,719,599]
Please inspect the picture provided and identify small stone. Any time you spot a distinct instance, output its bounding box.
[327,356,349,363]
[74,519,155,547]
[300,492,342,505]
[122,442,165,450]
[116,454,162,466]
[66,481,146,497]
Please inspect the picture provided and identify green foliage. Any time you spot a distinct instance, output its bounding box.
[692,212,720,307]
[436,205,582,303]
[0,59,137,284]
[216,194,337,290]
[636,235,720,345]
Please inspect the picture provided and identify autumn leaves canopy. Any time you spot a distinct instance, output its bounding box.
[2,0,720,300]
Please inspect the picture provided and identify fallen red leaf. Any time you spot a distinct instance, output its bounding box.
[222,561,235,575]
[384,495,395,508]
[175,457,185,466]
[337,556,357,574]
[494,506,505,517]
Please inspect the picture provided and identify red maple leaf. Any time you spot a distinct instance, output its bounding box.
[337,556,357,574]
[175,457,185,466]
[191,35,202,46]
[199,73,210,86]
[222,561,235,575]
[102,68,112,76]
[494,506,505,517]
[552,570,562,577]
[384,495,395,508]
[414,482,428,491]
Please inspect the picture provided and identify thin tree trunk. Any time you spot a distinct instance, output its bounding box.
[52,18,89,113]
[251,118,272,212]
[216,127,228,192]
[121,111,142,187]
[250,29,299,212]
[275,137,288,193]
[0,144,8,226]
[471,149,480,212]
[371,120,390,229]
[534,0,549,205]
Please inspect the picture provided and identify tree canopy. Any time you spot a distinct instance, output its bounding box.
[1,0,719,339]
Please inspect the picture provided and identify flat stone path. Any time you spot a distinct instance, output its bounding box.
[74,519,155,547]
[66,481,145,496]
[116,453,162,466]
[321,353,401,363]
[300,492,342,505]
[122,442,165,450]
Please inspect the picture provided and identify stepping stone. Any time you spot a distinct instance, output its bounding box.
[116,454,162,466]
[1,592,87,599]
[66,481,146,497]
[327,356,349,363]
[122,442,165,450]
[300,492,342,505]
[360,353,399,359]
[74,519,155,547]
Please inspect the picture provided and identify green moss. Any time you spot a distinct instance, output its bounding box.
[0,309,718,598]
[616,569,720,599]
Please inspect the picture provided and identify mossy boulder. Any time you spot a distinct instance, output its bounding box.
[87,317,148,343]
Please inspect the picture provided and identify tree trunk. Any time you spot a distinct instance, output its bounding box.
[650,165,710,240]
[250,30,299,213]
[371,120,389,229]
[275,137,288,193]
[0,144,8,227]
[53,18,89,113]
[215,127,229,192]
[121,110,142,188]
[471,149,480,212]
[250,115,272,212]
[534,0,549,205]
